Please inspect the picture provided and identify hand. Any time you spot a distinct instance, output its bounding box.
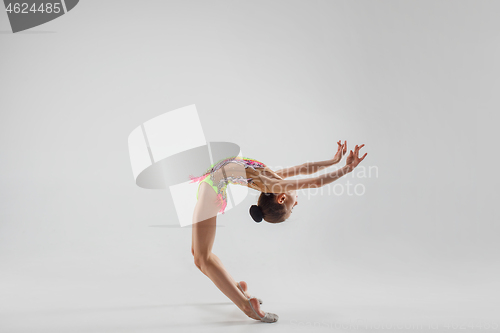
[345,144,367,171]
[332,140,347,164]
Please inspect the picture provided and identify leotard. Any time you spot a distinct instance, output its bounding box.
[189,156,267,214]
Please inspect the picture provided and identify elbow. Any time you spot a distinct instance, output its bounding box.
[298,163,308,176]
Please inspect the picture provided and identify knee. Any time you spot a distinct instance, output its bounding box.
[193,253,210,271]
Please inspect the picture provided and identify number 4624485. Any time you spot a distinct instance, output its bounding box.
[6,3,62,14]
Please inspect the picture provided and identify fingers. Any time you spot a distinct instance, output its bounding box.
[354,144,365,155]
[337,140,343,152]
[349,144,365,161]
[346,143,368,161]
[354,145,360,156]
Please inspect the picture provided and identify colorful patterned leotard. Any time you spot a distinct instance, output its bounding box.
[188,156,267,214]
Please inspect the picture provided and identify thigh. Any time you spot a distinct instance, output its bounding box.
[191,182,222,257]
[191,214,216,259]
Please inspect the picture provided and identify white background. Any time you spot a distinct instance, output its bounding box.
[1,1,498,332]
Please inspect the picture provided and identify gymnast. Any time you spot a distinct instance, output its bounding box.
[189,141,367,322]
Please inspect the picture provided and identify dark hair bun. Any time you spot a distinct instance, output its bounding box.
[249,205,263,223]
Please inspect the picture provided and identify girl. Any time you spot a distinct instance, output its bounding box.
[189,141,367,322]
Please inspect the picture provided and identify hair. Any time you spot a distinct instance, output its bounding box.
[249,193,289,224]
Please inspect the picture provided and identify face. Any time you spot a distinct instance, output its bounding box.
[277,190,298,219]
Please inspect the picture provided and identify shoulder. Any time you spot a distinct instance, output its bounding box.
[264,167,284,180]
[246,167,284,192]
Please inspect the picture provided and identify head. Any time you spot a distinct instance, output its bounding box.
[249,190,298,223]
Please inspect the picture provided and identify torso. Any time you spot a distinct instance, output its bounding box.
[208,158,282,189]
[191,156,283,193]
[190,156,283,214]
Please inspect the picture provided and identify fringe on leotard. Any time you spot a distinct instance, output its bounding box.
[188,156,267,214]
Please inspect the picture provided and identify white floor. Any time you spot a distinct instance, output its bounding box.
[2,227,498,333]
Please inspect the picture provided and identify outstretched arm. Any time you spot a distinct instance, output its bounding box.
[264,144,367,193]
[274,140,347,178]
